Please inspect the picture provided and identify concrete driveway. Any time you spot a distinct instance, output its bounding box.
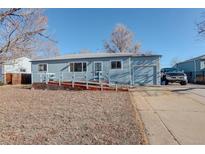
[130,84,205,144]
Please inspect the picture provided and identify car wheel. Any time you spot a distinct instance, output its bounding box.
[165,80,169,85]
[180,81,187,85]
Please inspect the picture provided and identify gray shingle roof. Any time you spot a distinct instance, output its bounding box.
[31,52,161,62]
[176,54,205,64]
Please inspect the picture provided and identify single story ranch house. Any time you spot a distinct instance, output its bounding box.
[31,53,161,86]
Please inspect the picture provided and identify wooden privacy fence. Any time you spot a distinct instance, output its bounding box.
[5,73,31,85]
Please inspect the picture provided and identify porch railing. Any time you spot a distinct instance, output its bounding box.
[31,71,123,91]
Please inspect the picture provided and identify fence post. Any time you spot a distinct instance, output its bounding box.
[100,81,103,91]
[86,73,88,90]
[115,83,118,92]
[45,72,48,84]
[37,73,43,83]
[72,73,75,88]
[59,72,61,86]
[31,73,33,84]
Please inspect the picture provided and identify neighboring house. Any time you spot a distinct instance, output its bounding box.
[0,57,31,84]
[31,53,161,86]
[174,54,205,83]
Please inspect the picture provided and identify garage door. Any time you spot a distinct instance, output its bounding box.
[133,66,156,85]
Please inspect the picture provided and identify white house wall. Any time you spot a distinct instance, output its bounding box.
[3,57,31,74]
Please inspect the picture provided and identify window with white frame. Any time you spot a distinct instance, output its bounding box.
[200,61,205,70]
[69,62,87,72]
[111,60,122,69]
[20,68,26,72]
[38,64,47,72]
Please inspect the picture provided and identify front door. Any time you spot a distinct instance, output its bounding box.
[94,62,102,80]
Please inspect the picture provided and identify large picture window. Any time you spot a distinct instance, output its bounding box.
[111,60,122,69]
[38,64,47,72]
[70,62,87,72]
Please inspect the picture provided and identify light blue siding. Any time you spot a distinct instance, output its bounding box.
[31,55,160,85]
[175,57,205,82]
[131,57,160,85]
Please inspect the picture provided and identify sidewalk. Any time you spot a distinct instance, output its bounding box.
[130,87,205,144]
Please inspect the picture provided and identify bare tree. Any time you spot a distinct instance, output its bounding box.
[0,8,59,62]
[132,42,141,54]
[104,24,141,53]
[197,13,205,38]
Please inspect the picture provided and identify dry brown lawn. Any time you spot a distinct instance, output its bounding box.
[0,85,144,144]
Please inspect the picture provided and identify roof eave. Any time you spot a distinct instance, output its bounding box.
[31,54,162,62]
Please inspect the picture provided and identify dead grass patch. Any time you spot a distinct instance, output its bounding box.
[0,86,144,144]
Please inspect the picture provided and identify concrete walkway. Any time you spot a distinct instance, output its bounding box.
[131,85,205,144]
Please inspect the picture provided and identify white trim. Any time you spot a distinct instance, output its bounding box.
[110,59,123,70]
[67,62,70,72]
[38,63,48,72]
[68,61,88,72]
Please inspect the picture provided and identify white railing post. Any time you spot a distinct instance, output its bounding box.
[86,73,88,89]
[59,72,61,86]
[108,72,110,86]
[31,73,33,84]
[40,73,42,83]
[61,72,64,83]
[100,81,103,91]
[72,73,75,88]
[45,72,48,84]
[115,83,118,91]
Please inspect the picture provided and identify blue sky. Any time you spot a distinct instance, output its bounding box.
[45,9,205,67]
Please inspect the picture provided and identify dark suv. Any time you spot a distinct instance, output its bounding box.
[161,68,188,85]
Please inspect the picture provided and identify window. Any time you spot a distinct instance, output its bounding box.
[20,68,26,72]
[38,64,47,72]
[94,62,103,77]
[83,62,87,72]
[111,60,122,69]
[95,62,102,71]
[69,62,87,72]
[200,61,205,70]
